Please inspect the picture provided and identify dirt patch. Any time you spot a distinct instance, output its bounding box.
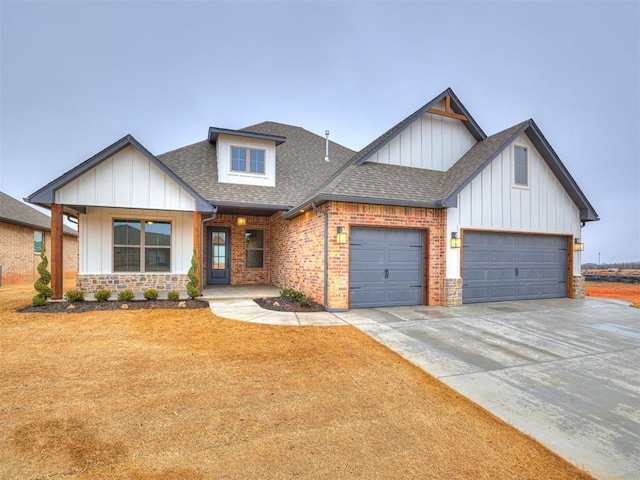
[586,281,640,306]
[19,299,209,313]
[254,296,325,312]
[0,282,594,480]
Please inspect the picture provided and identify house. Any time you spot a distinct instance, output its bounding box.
[27,88,598,308]
[0,191,78,286]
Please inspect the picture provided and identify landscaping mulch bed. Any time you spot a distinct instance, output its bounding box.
[254,296,325,312]
[18,299,209,314]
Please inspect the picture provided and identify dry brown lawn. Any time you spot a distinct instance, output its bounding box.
[1,282,594,479]
[586,280,640,307]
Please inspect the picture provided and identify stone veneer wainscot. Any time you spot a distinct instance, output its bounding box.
[76,274,189,294]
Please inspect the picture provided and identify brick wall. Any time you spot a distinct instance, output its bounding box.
[0,222,78,285]
[270,209,325,303]
[203,214,271,285]
[269,202,447,309]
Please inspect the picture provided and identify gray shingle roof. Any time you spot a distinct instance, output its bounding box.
[157,122,356,208]
[0,191,77,235]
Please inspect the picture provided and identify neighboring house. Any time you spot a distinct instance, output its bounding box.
[0,191,77,286]
[27,88,598,308]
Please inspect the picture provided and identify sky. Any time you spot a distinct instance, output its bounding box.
[1,0,638,264]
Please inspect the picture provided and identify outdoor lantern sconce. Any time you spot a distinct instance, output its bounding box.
[574,238,584,251]
[237,217,246,226]
[450,232,461,249]
[336,226,348,244]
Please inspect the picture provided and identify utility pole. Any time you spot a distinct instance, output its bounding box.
[598,252,601,267]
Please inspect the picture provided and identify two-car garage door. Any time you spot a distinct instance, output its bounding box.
[462,231,568,304]
[348,228,568,308]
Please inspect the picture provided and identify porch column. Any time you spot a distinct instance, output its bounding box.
[50,203,64,299]
[193,212,202,288]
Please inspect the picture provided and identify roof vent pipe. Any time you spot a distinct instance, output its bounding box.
[324,130,330,162]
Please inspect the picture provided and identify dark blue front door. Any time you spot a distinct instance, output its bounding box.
[207,227,230,285]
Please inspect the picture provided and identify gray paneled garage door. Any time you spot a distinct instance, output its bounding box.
[349,228,423,308]
[462,231,568,304]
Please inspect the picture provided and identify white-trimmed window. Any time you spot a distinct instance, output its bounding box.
[245,229,264,269]
[34,231,44,254]
[113,220,171,272]
[231,146,265,174]
[514,146,528,186]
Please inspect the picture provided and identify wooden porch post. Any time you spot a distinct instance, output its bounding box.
[50,203,64,299]
[193,212,202,288]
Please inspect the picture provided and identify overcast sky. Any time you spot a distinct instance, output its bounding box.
[1,0,638,264]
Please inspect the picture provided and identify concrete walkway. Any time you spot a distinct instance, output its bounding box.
[206,285,349,326]
[207,287,640,480]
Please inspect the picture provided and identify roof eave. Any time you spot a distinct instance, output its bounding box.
[208,127,286,145]
[282,194,445,220]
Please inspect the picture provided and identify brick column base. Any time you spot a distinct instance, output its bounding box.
[444,278,463,307]
[571,275,586,299]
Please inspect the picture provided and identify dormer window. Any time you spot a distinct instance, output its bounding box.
[231,146,265,174]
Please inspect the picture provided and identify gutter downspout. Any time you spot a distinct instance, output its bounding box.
[311,202,347,313]
[200,206,218,296]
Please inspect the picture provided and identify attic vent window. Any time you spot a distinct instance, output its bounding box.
[231,146,265,174]
[514,146,528,186]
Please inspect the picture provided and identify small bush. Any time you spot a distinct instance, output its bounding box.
[143,288,159,301]
[167,290,180,301]
[94,289,112,302]
[117,289,135,302]
[280,288,312,306]
[31,294,47,307]
[64,289,85,303]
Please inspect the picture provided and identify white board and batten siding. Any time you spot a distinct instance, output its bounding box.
[79,207,194,275]
[446,132,582,277]
[365,101,477,171]
[216,134,277,187]
[55,145,196,211]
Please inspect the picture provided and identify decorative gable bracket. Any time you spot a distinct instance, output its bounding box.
[428,95,469,122]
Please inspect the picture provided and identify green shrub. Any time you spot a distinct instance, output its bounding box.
[32,245,54,306]
[280,288,312,306]
[31,294,47,307]
[64,289,85,303]
[143,288,159,301]
[167,290,180,301]
[117,289,135,302]
[94,289,112,302]
[186,248,200,300]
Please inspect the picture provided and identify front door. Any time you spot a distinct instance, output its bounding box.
[207,227,231,285]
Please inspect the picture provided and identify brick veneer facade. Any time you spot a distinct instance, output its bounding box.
[0,222,78,285]
[269,202,447,309]
[202,214,271,285]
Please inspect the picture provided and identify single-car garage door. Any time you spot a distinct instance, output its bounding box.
[462,231,568,304]
[349,228,423,308]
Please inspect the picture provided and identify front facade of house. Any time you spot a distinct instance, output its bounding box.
[28,89,597,308]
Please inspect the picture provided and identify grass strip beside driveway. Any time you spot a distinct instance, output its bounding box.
[0,284,593,479]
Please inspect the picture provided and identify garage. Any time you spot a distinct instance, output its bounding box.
[462,231,568,304]
[349,228,423,308]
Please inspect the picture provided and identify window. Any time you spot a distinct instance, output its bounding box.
[34,231,44,254]
[514,146,528,186]
[245,229,264,269]
[113,220,171,272]
[231,146,265,174]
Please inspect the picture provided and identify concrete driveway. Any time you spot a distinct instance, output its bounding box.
[338,298,640,480]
